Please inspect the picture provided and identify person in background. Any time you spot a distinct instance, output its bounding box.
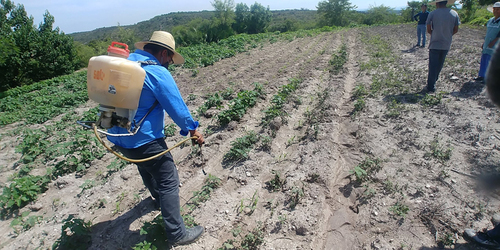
[424,0,460,93]
[414,4,430,48]
[464,43,500,249]
[107,31,205,246]
[474,2,500,83]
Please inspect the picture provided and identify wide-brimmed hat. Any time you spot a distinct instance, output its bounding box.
[487,2,500,12]
[429,0,456,5]
[135,31,185,65]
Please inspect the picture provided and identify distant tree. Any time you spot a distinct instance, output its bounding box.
[172,18,207,46]
[316,0,356,27]
[0,0,79,91]
[209,0,235,41]
[460,0,478,23]
[234,3,250,33]
[363,5,401,25]
[247,3,272,34]
[478,0,496,5]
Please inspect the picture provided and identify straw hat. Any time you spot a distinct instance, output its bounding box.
[135,31,185,65]
[429,0,456,5]
[487,2,500,13]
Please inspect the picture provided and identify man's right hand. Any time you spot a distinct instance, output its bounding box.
[189,130,204,146]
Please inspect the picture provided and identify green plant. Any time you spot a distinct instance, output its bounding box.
[224,131,260,163]
[186,174,222,210]
[420,93,443,107]
[0,175,50,218]
[353,97,366,115]
[79,180,95,193]
[350,157,383,184]
[288,185,305,209]
[140,215,168,248]
[390,202,409,217]
[425,137,452,162]
[164,123,177,137]
[10,211,42,235]
[385,99,404,118]
[266,170,286,192]
[328,43,348,74]
[262,78,302,127]
[52,215,92,250]
[218,83,264,126]
[438,232,454,247]
[237,190,259,215]
[132,241,158,250]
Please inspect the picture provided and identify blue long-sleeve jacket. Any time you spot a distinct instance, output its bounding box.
[107,49,198,149]
[414,11,430,25]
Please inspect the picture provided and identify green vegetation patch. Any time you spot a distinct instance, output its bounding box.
[217,83,264,126]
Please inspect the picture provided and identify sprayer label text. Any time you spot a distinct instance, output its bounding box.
[93,69,105,80]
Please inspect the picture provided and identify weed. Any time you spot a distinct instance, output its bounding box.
[266,170,287,192]
[237,190,259,215]
[52,215,92,250]
[390,202,409,217]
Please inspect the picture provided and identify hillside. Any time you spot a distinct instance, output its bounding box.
[70,9,317,44]
[1,23,500,250]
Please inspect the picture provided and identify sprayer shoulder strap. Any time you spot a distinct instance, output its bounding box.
[134,60,160,127]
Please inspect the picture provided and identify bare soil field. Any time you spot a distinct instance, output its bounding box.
[1,23,500,250]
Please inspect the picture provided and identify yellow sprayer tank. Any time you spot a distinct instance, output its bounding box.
[87,55,146,110]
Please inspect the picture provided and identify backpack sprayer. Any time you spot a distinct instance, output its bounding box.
[77,42,200,165]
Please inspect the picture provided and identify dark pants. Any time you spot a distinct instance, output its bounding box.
[489,224,500,239]
[427,49,449,92]
[116,138,186,242]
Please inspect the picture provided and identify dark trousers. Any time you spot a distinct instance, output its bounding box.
[427,49,449,92]
[116,138,186,242]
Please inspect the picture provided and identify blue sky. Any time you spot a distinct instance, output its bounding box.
[17,0,407,34]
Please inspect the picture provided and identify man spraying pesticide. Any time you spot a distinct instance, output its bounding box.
[78,31,205,246]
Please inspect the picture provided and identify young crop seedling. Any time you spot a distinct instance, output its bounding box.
[328,43,348,74]
[223,130,260,164]
[10,211,42,235]
[217,83,264,126]
[350,157,383,185]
